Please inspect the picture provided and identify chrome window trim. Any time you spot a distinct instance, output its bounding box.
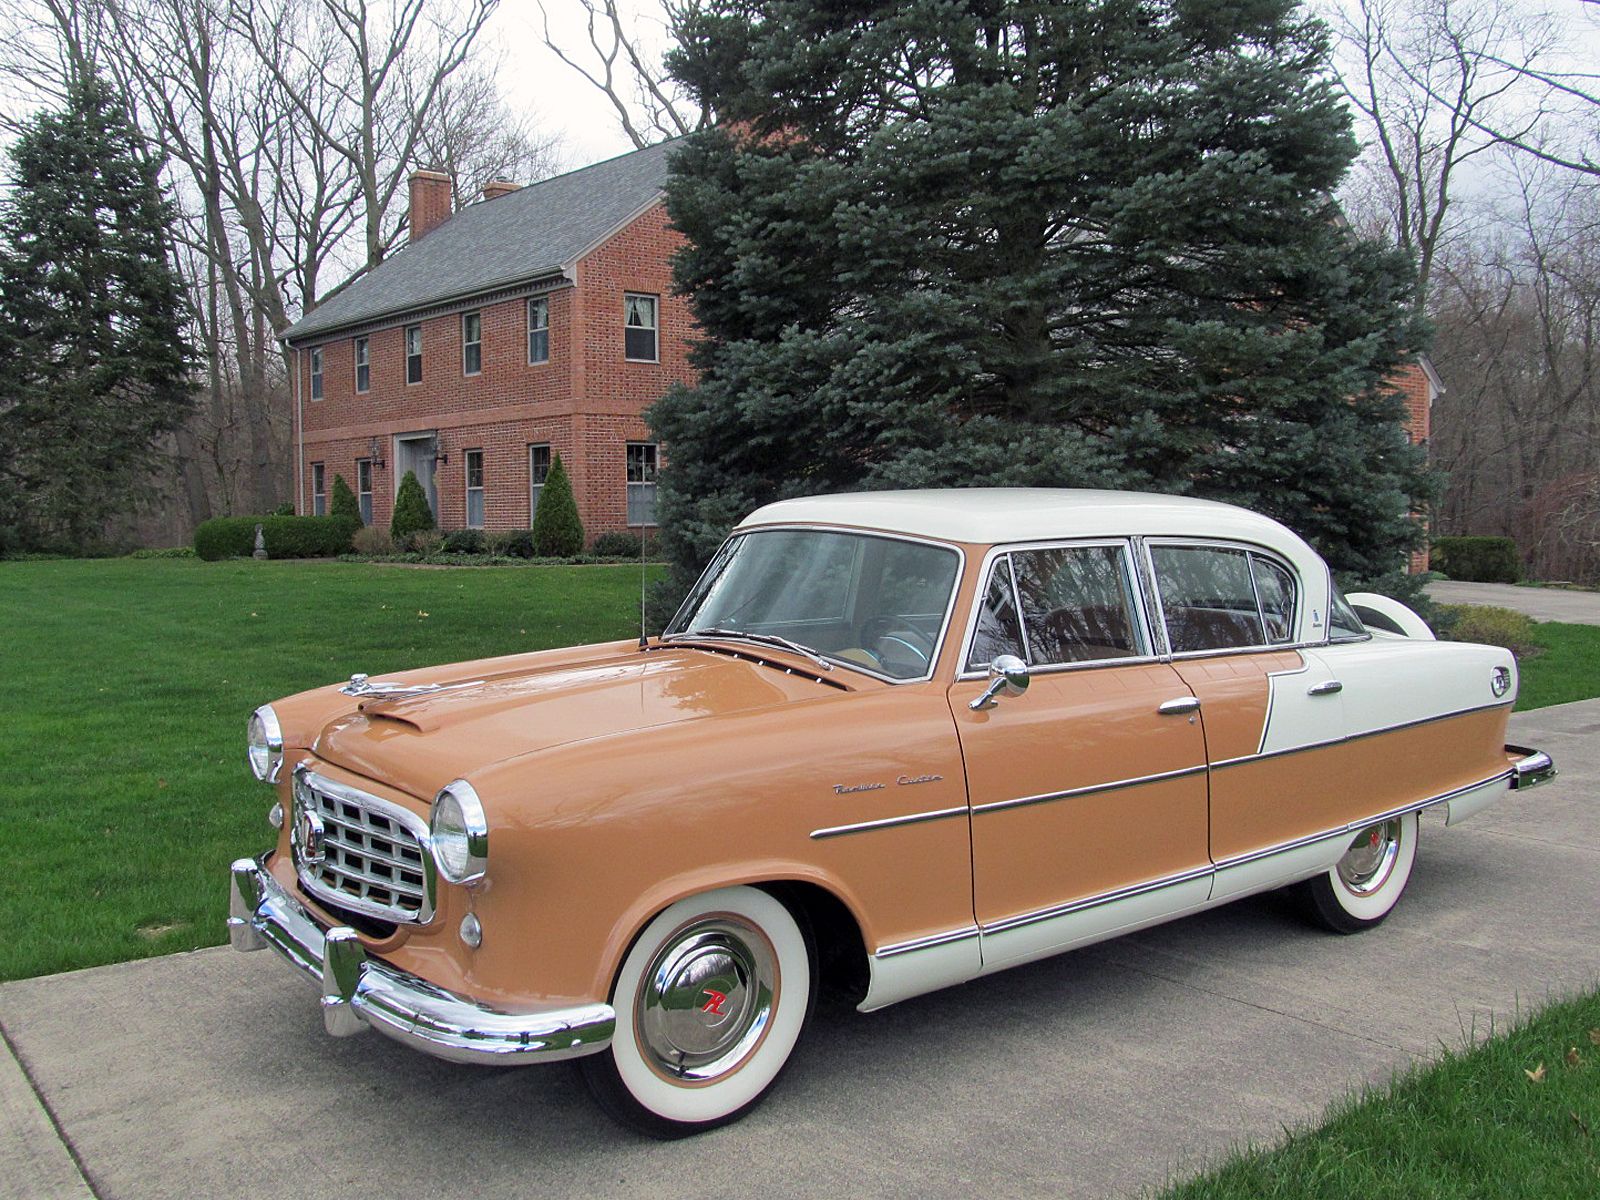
[1324,566,1375,645]
[810,805,968,840]
[954,538,1158,681]
[665,524,967,686]
[294,767,437,926]
[1143,536,1302,657]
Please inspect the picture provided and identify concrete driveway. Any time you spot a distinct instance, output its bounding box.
[3,702,1596,1200]
[1427,580,1600,625]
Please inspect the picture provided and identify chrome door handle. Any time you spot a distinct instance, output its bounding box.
[1158,697,1201,716]
[1307,680,1344,696]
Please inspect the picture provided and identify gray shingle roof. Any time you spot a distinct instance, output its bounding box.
[284,138,679,344]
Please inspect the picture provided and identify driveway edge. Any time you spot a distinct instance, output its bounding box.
[0,1023,95,1200]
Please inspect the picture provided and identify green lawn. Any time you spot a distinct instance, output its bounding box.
[2,560,1596,985]
[1517,622,1600,711]
[0,557,655,981]
[1157,989,1600,1199]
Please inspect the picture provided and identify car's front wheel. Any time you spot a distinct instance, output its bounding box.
[1300,811,1418,933]
[577,886,814,1138]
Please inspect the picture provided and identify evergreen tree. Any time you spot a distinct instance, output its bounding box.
[652,0,1434,613]
[330,473,362,525]
[0,76,193,551]
[391,470,436,540]
[532,453,584,556]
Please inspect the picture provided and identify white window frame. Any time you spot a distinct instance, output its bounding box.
[528,297,549,364]
[309,347,324,401]
[624,293,658,363]
[462,311,482,376]
[529,443,551,519]
[465,449,485,529]
[356,458,373,525]
[311,462,326,516]
[405,324,423,385]
[626,441,659,526]
[354,336,370,393]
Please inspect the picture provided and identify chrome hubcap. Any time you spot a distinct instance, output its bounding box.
[1337,818,1402,895]
[637,918,777,1082]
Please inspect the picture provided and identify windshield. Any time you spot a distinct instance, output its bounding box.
[666,528,961,680]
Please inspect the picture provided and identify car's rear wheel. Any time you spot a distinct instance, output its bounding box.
[1300,811,1418,933]
[577,886,814,1138]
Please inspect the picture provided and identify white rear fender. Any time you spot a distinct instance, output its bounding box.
[1347,593,1436,640]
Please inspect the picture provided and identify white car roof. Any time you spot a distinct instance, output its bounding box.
[736,489,1337,648]
[740,488,1308,554]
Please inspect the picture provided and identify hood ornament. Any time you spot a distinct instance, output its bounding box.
[341,672,449,699]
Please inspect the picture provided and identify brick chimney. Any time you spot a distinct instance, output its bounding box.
[408,169,452,242]
[482,179,521,202]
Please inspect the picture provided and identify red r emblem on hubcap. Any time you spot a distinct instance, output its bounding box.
[701,989,728,1016]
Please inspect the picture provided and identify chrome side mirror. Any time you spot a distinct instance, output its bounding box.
[969,654,1030,711]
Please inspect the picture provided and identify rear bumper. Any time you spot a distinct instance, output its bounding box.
[228,856,614,1065]
[1507,744,1557,790]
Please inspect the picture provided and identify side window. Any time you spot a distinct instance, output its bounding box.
[1250,554,1297,643]
[1011,544,1144,664]
[1152,545,1266,652]
[1328,586,1368,642]
[967,557,1025,670]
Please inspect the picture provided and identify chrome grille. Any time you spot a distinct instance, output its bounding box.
[293,769,434,924]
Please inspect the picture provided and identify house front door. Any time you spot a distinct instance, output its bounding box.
[394,434,439,518]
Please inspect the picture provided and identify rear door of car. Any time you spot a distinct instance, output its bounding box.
[949,540,1212,971]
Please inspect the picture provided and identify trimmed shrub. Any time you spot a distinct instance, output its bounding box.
[591,531,644,558]
[1433,536,1521,583]
[441,528,486,555]
[194,514,357,560]
[1436,604,1540,658]
[532,453,583,557]
[489,529,536,559]
[128,546,197,559]
[391,470,436,541]
[270,502,295,516]
[330,474,362,525]
[351,525,393,556]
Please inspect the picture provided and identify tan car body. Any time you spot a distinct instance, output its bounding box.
[233,489,1551,1088]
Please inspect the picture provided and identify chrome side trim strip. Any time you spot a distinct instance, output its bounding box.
[809,805,969,840]
[1212,700,1514,771]
[980,863,1217,936]
[874,926,981,959]
[969,764,1209,816]
[977,764,1518,938]
[1211,766,1516,872]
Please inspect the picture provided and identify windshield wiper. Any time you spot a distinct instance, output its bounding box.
[669,626,833,671]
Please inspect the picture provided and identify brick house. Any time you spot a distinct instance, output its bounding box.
[282,140,691,540]
[1398,354,1443,573]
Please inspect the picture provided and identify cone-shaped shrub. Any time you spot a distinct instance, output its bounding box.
[391,469,436,540]
[532,453,583,557]
[330,473,361,525]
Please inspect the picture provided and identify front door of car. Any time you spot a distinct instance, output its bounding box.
[949,543,1211,972]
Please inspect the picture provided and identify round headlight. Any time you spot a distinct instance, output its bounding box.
[429,780,488,885]
[247,705,283,782]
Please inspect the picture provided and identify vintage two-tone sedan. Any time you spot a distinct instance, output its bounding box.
[230,489,1554,1136]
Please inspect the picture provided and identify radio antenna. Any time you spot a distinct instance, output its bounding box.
[638,521,649,650]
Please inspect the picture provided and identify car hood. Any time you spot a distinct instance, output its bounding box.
[313,645,847,797]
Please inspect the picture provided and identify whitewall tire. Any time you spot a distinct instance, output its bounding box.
[578,886,814,1138]
[1301,811,1418,934]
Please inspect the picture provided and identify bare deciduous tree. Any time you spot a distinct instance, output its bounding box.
[535,0,703,149]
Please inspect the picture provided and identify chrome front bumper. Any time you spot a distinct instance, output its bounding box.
[228,856,614,1065]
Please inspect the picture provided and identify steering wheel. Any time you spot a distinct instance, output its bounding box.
[859,617,935,673]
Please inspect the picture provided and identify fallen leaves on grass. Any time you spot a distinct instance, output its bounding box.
[1589,1028,1600,1046]
[1525,1063,1547,1083]
[1566,1046,1582,1068]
